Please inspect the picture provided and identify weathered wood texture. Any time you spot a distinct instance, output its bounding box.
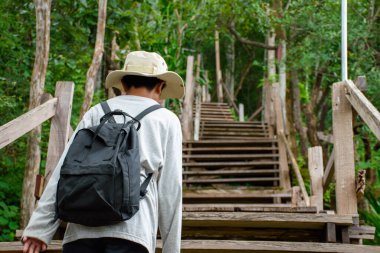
[182,212,353,229]
[194,55,202,141]
[323,149,335,192]
[21,0,52,228]
[239,103,244,122]
[3,240,380,253]
[248,106,263,121]
[344,79,380,140]
[272,83,291,190]
[0,98,57,149]
[263,81,274,137]
[332,82,357,215]
[79,0,107,119]
[182,56,195,141]
[280,133,310,206]
[308,146,324,211]
[215,30,223,102]
[45,82,74,184]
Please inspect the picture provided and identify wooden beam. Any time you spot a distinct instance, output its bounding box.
[344,79,380,140]
[239,103,244,122]
[182,56,195,141]
[308,146,324,212]
[333,81,357,215]
[3,240,380,253]
[279,133,310,206]
[325,223,337,243]
[248,106,263,121]
[182,212,353,228]
[0,98,57,149]
[323,149,335,193]
[45,81,74,184]
[215,30,223,102]
[273,83,291,190]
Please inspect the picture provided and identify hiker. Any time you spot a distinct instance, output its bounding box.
[22,51,184,253]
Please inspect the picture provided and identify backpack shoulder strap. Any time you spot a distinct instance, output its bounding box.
[140,173,153,198]
[134,104,162,121]
[100,101,116,123]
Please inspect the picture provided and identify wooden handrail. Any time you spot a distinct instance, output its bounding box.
[0,98,57,149]
[248,106,263,121]
[273,83,291,190]
[344,79,380,140]
[279,132,310,206]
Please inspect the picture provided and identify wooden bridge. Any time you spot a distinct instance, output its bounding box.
[1,74,380,252]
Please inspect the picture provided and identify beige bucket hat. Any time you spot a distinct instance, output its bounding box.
[105,51,185,99]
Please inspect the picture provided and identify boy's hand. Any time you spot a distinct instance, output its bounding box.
[22,236,47,253]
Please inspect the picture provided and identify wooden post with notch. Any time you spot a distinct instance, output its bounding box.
[182,56,195,141]
[332,81,357,215]
[44,81,75,186]
[272,83,291,190]
[308,146,324,212]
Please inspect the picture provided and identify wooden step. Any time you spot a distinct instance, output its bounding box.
[183,154,279,160]
[184,140,277,145]
[203,121,265,125]
[3,240,380,253]
[161,240,380,253]
[201,118,234,121]
[183,161,279,167]
[182,212,353,229]
[201,127,268,132]
[183,204,317,213]
[201,132,268,136]
[196,111,232,115]
[183,177,280,184]
[201,136,270,140]
[183,189,289,204]
[183,147,278,152]
[183,169,279,176]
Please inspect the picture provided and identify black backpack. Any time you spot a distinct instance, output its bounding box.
[55,102,161,226]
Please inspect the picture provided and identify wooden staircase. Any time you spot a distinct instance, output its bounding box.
[178,102,380,253]
[1,101,379,252]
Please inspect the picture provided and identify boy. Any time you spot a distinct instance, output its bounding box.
[22,51,184,253]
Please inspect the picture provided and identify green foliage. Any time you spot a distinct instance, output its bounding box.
[361,190,380,245]
[0,201,19,241]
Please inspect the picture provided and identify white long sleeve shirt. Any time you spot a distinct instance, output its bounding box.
[22,95,183,253]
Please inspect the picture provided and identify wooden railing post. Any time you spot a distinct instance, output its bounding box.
[308,146,324,212]
[182,56,195,141]
[332,82,357,215]
[264,80,274,137]
[239,103,244,122]
[273,83,291,190]
[45,81,74,184]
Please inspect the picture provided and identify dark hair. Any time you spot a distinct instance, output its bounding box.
[121,75,163,91]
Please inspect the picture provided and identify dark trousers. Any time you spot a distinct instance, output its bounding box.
[62,237,148,253]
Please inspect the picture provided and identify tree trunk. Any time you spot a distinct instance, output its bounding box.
[79,0,107,119]
[291,70,308,158]
[303,103,321,147]
[21,0,52,228]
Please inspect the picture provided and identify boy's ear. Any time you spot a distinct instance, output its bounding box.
[155,81,165,93]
